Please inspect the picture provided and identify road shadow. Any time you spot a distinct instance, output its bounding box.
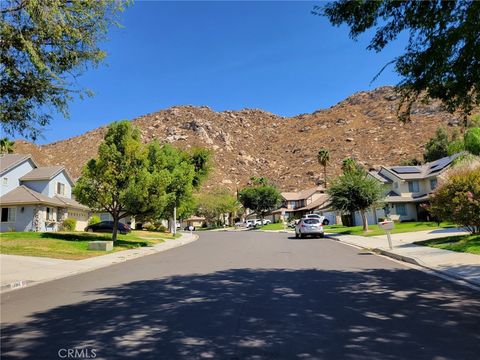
[2,268,480,360]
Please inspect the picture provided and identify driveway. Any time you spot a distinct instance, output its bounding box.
[1,231,479,359]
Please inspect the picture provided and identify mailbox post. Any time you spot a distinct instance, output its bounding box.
[378,220,395,250]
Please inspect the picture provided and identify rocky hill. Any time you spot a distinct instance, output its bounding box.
[14,86,465,191]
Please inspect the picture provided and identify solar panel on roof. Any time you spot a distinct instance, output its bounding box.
[391,166,421,174]
[428,157,452,174]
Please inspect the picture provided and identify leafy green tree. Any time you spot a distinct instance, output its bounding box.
[327,169,385,231]
[190,147,212,188]
[429,166,480,234]
[238,179,281,222]
[74,121,160,242]
[464,127,480,155]
[88,215,101,226]
[447,139,466,156]
[1,0,128,139]
[341,157,363,173]
[316,1,480,124]
[317,148,330,187]
[0,137,14,154]
[400,158,422,166]
[424,128,450,162]
[195,188,239,226]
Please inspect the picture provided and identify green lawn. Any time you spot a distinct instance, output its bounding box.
[324,221,455,237]
[415,234,480,255]
[0,230,175,260]
[258,223,288,231]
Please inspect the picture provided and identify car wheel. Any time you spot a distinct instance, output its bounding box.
[319,233,325,238]
[88,228,94,232]
[295,232,299,239]
[300,232,305,239]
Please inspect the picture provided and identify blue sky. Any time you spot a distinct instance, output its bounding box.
[30,1,407,144]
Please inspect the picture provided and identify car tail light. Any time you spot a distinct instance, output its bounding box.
[301,224,305,227]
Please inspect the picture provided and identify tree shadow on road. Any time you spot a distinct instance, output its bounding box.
[2,268,479,360]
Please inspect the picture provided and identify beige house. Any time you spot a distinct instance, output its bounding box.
[272,186,337,224]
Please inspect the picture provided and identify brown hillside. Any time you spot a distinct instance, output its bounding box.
[14,86,465,191]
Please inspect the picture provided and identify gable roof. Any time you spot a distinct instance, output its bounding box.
[296,193,330,211]
[54,196,90,211]
[20,166,66,181]
[0,185,65,207]
[0,154,37,175]
[377,153,463,181]
[282,186,324,201]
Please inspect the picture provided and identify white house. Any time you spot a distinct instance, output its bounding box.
[0,154,90,232]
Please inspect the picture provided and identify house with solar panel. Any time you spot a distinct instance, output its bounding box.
[363,153,463,224]
[0,154,91,232]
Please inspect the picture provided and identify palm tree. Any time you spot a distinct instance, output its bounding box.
[317,148,330,188]
[0,138,15,154]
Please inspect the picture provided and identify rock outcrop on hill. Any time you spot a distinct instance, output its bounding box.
[14,86,465,191]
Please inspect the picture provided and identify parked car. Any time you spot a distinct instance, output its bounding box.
[84,221,131,235]
[288,219,300,228]
[246,219,260,228]
[261,219,271,225]
[295,218,325,238]
[184,225,195,231]
[302,214,329,225]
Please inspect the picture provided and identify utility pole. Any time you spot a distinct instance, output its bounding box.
[173,206,177,235]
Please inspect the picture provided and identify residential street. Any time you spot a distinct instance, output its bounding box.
[1,231,479,360]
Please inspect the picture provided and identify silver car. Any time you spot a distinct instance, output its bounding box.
[295,218,325,238]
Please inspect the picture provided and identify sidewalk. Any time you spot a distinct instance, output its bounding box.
[0,232,198,293]
[331,228,480,287]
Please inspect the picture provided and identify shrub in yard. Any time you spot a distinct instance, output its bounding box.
[62,218,77,231]
[88,215,101,226]
[157,225,167,232]
[143,223,156,231]
[429,166,480,234]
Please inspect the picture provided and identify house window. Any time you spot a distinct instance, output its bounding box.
[396,204,407,216]
[430,179,438,190]
[2,177,7,186]
[408,181,420,193]
[1,207,16,222]
[394,182,398,189]
[56,182,65,195]
[46,207,54,221]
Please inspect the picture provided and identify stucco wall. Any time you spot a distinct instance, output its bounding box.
[49,172,73,198]
[0,205,34,232]
[1,160,35,196]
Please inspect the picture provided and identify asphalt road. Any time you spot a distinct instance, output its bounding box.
[1,231,479,360]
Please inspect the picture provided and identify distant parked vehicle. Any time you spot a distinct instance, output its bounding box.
[302,214,329,225]
[246,219,260,228]
[184,226,195,231]
[295,218,325,238]
[261,219,271,225]
[84,221,131,235]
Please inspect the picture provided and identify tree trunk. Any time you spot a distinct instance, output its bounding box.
[323,165,327,188]
[112,214,119,242]
[361,209,369,232]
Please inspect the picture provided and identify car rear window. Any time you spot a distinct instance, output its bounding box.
[304,219,320,224]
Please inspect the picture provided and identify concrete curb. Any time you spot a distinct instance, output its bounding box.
[329,235,480,288]
[0,233,199,294]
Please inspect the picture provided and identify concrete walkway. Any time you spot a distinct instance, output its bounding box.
[331,228,480,286]
[0,232,198,293]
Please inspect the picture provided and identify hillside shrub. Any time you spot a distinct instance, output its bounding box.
[62,218,77,231]
[465,127,480,155]
[157,225,168,232]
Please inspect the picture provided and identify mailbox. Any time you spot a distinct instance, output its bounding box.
[378,220,394,231]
